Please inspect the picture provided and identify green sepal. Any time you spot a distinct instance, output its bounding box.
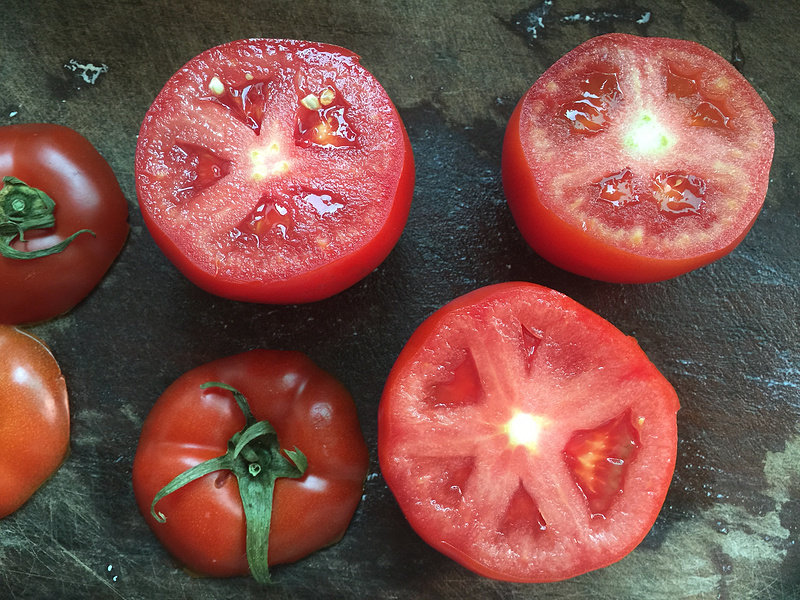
[0,176,94,260]
[150,381,308,584]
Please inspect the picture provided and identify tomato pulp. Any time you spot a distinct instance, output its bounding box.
[502,34,774,282]
[0,326,69,517]
[0,124,129,324]
[135,38,414,303]
[379,283,679,582]
[132,350,369,579]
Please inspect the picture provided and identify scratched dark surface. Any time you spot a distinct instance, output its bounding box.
[1,1,798,599]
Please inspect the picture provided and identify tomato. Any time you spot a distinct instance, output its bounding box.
[132,350,369,582]
[0,326,69,518]
[378,282,679,582]
[0,124,130,324]
[135,38,414,304]
[502,34,775,282]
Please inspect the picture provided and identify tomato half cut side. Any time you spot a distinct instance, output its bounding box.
[502,34,775,283]
[0,326,69,517]
[378,282,679,582]
[135,38,414,304]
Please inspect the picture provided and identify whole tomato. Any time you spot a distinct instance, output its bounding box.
[132,350,369,582]
[379,283,679,582]
[0,326,69,518]
[0,124,129,324]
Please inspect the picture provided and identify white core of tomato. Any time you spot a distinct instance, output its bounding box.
[624,113,672,155]
[505,412,546,451]
[250,142,289,180]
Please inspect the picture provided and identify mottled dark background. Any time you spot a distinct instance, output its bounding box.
[1,1,798,599]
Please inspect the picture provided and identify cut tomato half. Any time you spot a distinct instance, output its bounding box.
[135,39,414,303]
[378,282,679,582]
[502,34,774,282]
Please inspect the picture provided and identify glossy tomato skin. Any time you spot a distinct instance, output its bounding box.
[502,34,774,282]
[132,350,369,577]
[0,124,129,324]
[0,326,69,518]
[379,282,679,582]
[136,38,414,304]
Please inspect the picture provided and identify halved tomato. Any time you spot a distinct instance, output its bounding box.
[502,34,775,282]
[135,38,414,303]
[378,282,679,582]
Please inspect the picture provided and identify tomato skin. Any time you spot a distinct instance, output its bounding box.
[502,34,774,283]
[0,124,129,324]
[135,38,415,304]
[379,282,679,582]
[132,350,369,577]
[0,326,69,518]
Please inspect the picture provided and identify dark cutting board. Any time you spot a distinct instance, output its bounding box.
[1,1,797,598]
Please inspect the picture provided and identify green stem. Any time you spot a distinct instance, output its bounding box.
[0,176,94,260]
[150,381,307,584]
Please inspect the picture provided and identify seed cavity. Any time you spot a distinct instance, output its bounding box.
[652,173,706,215]
[563,410,640,518]
[204,77,269,134]
[296,83,358,149]
[169,142,231,200]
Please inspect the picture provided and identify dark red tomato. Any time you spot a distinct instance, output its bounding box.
[379,282,679,582]
[502,34,774,282]
[135,38,414,304]
[132,350,369,580]
[0,326,69,518]
[0,124,129,324]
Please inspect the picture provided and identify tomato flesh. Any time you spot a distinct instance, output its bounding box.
[135,39,414,303]
[379,283,679,582]
[502,34,775,282]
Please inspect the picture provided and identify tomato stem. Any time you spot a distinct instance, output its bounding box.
[149,381,307,584]
[0,176,95,260]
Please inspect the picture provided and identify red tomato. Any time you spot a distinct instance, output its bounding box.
[132,350,369,581]
[135,38,414,304]
[0,124,130,324]
[379,282,679,582]
[0,326,69,518]
[502,34,774,282]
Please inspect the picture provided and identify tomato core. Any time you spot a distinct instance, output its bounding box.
[505,412,546,451]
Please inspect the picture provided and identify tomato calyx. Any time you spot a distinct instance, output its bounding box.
[0,176,95,260]
[149,381,308,583]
